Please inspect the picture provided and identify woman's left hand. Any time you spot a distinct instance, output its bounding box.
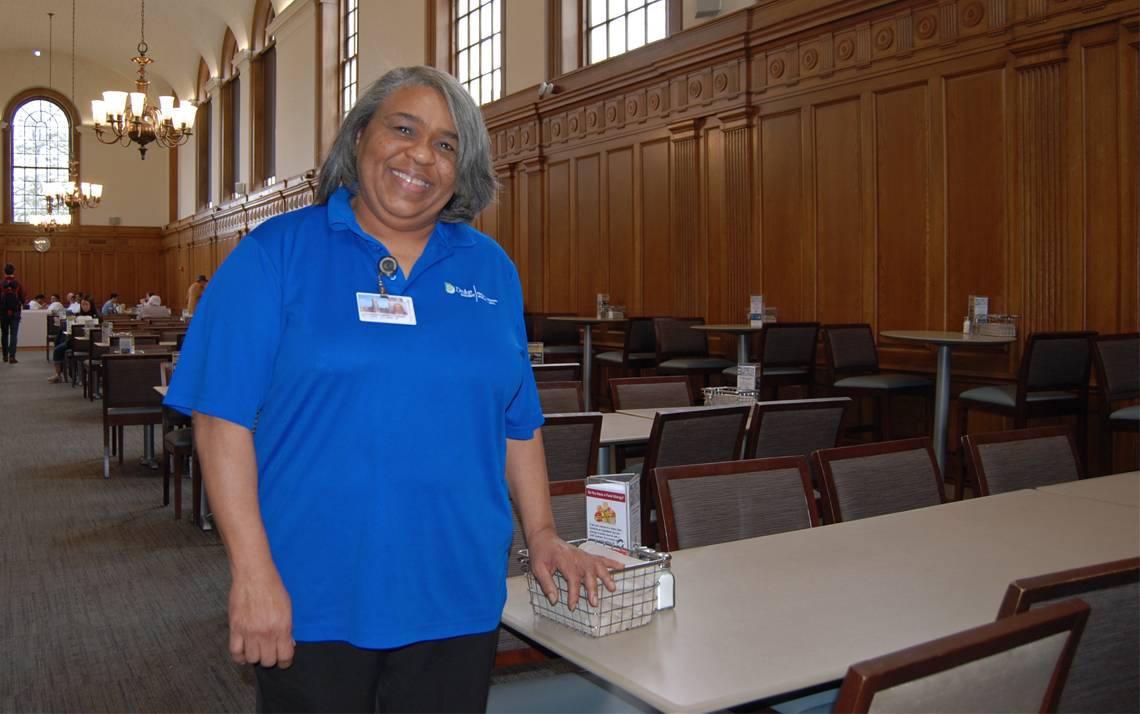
[525,528,622,611]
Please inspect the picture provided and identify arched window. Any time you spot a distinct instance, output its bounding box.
[195,60,212,210]
[342,0,359,118]
[8,95,72,224]
[220,28,240,198]
[252,0,276,187]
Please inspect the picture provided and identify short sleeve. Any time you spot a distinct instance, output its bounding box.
[164,236,283,429]
[504,268,544,441]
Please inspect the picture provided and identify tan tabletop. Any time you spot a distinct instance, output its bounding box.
[1035,471,1139,508]
[879,329,1016,346]
[599,412,654,446]
[690,323,764,334]
[502,489,1140,712]
[154,386,169,397]
[617,404,753,429]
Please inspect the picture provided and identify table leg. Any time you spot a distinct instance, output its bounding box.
[582,325,594,412]
[141,425,159,469]
[932,345,952,475]
[736,335,750,365]
[598,445,612,475]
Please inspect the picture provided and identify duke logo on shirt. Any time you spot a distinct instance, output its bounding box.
[444,281,498,306]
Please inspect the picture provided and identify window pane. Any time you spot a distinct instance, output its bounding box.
[590,25,607,63]
[347,9,356,37]
[609,0,624,20]
[493,69,501,101]
[492,0,501,34]
[457,0,468,16]
[627,0,645,10]
[457,48,469,81]
[590,0,607,27]
[609,16,626,55]
[481,38,492,74]
[457,14,467,48]
[628,7,646,49]
[647,0,666,41]
[480,4,489,38]
[492,33,501,69]
[481,76,492,104]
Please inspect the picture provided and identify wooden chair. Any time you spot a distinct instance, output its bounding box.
[997,557,1139,714]
[654,456,819,552]
[813,437,944,523]
[737,322,821,400]
[833,598,1090,713]
[653,317,733,387]
[541,413,602,481]
[86,340,112,401]
[45,313,60,361]
[960,425,1082,500]
[533,314,581,362]
[609,375,693,410]
[536,381,583,413]
[101,353,172,479]
[595,317,658,407]
[958,331,1096,468]
[822,324,932,441]
[639,405,750,545]
[1092,333,1139,474]
[502,479,588,665]
[532,362,581,382]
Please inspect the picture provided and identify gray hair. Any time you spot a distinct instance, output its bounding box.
[316,66,496,223]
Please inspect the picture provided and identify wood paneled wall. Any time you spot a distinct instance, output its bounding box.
[160,0,1137,383]
[0,225,164,305]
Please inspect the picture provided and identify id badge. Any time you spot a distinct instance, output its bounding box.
[356,292,417,325]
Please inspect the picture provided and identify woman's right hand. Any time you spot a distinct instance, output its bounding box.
[228,569,294,669]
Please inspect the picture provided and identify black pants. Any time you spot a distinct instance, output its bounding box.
[255,629,499,714]
[0,315,18,358]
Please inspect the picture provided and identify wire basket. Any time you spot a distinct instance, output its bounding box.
[976,314,1019,338]
[518,540,669,637]
[702,386,760,406]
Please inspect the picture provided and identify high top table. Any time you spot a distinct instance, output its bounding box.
[689,323,763,366]
[501,488,1140,712]
[547,316,628,411]
[880,330,1015,472]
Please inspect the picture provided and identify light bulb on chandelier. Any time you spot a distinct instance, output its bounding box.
[90,0,197,159]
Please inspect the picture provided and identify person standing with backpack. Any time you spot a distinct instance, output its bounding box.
[1,263,26,364]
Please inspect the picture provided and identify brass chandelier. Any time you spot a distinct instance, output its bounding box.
[91,0,197,159]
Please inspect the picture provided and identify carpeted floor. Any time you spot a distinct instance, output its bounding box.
[0,351,255,713]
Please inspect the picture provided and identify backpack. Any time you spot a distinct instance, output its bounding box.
[1,280,20,316]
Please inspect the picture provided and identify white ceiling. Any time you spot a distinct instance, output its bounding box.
[2,0,280,100]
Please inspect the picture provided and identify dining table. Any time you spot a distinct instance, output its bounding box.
[597,412,654,474]
[688,323,764,366]
[501,474,1140,712]
[879,330,1015,472]
[547,316,628,411]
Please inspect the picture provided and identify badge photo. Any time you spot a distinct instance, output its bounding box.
[356,292,417,325]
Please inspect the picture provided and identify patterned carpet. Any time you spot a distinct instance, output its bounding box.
[0,351,255,712]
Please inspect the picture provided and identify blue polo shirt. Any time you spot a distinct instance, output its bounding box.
[165,187,543,648]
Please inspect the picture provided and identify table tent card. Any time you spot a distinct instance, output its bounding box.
[736,364,758,392]
[586,473,641,549]
[749,295,765,327]
[596,293,610,319]
[527,342,544,365]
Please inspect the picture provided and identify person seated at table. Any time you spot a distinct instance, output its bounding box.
[101,293,121,316]
[137,294,171,318]
[66,294,81,315]
[26,294,45,310]
[78,298,98,318]
[46,295,64,316]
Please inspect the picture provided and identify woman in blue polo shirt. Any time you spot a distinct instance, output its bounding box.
[165,66,619,713]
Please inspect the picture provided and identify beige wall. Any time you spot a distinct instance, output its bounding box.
[505,0,546,96]
[176,135,197,220]
[0,48,172,227]
[358,1,428,87]
[269,0,318,181]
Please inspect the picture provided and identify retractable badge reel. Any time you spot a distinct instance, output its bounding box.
[377,256,399,295]
[357,255,418,325]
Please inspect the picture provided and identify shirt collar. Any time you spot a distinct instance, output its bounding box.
[326,186,477,249]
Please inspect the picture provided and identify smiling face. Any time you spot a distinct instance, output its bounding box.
[351,84,460,241]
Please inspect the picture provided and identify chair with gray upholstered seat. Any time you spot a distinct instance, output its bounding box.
[654,456,820,551]
[609,375,693,410]
[638,405,750,545]
[101,353,172,479]
[812,437,944,523]
[997,557,1139,714]
[960,425,1082,500]
[745,397,850,461]
[833,598,1090,714]
[653,317,733,387]
[532,362,581,382]
[540,413,602,482]
[595,317,657,408]
[725,322,821,400]
[958,331,1096,470]
[1093,333,1139,474]
[533,314,582,362]
[536,381,583,413]
[822,324,932,441]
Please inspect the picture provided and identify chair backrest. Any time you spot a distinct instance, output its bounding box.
[745,397,850,460]
[90,341,112,362]
[833,598,1090,714]
[813,438,944,523]
[1093,333,1139,403]
[536,381,584,413]
[654,317,709,361]
[822,323,880,375]
[1020,331,1096,394]
[132,333,161,346]
[160,361,175,387]
[997,558,1139,714]
[654,456,819,551]
[759,322,820,368]
[623,316,657,357]
[71,323,87,339]
[536,314,580,345]
[609,376,693,410]
[159,328,186,343]
[541,413,602,482]
[962,425,1082,497]
[507,480,587,578]
[102,354,172,410]
[532,362,581,382]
